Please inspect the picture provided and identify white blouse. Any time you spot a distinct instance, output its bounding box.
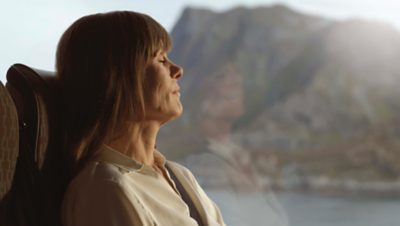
[61,145,226,226]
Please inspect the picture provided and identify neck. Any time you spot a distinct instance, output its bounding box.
[104,121,160,166]
[202,118,233,142]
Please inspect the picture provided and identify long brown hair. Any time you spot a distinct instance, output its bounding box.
[56,11,171,171]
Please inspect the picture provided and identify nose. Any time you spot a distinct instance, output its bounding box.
[171,62,183,79]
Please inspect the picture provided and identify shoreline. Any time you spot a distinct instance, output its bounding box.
[274,176,400,197]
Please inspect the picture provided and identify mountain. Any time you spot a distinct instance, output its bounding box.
[158,4,400,193]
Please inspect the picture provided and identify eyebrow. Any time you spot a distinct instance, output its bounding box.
[153,49,167,57]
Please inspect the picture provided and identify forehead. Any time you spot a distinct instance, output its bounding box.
[153,48,168,57]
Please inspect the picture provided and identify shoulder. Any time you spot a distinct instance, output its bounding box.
[62,161,146,225]
[65,160,133,201]
[76,161,128,184]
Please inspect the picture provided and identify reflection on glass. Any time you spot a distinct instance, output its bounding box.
[184,63,289,226]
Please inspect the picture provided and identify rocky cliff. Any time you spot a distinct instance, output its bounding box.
[158,4,400,193]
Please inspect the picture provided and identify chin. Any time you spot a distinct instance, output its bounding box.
[172,108,184,120]
[161,108,183,125]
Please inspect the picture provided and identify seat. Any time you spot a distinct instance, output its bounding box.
[0,64,67,226]
[0,81,19,199]
[0,79,20,226]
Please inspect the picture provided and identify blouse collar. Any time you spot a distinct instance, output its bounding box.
[92,144,167,172]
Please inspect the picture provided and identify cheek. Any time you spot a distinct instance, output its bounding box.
[147,82,169,108]
[146,84,160,103]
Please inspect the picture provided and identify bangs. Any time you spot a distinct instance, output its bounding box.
[143,14,172,57]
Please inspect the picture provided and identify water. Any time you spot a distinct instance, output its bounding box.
[206,190,400,226]
[277,192,400,226]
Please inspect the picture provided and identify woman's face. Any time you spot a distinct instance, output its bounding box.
[143,50,183,124]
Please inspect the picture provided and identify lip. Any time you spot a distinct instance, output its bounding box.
[172,89,181,97]
[173,91,180,96]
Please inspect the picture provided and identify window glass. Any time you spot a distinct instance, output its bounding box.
[2,2,400,226]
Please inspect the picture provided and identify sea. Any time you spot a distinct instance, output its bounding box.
[205,190,400,226]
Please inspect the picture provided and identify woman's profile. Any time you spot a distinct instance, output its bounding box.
[57,11,225,226]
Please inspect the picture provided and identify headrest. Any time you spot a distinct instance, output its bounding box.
[6,64,58,171]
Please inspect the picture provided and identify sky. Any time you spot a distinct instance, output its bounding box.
[1,0,400,83]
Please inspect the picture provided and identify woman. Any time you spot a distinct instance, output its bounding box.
[57,11,225,226]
